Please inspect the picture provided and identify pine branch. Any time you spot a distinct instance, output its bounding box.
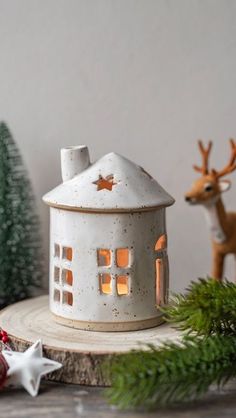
[106,335,236,409]
[162,278,236,335]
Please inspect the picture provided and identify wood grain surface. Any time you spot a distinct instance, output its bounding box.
[1,379,236,418]
[1,297,236,417]
[0,296,181,385]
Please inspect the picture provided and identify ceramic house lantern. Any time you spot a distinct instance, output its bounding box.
[43,146,175,331]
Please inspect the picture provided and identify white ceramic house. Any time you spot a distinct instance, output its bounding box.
[43,146,175,331]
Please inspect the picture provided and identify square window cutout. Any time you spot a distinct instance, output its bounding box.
[97,249,111,267]
[63,291,73,306]
[62,247,73,261]
[117,275,129,295]
[54,288,60,302]
[54,266,60,283]
[99,273,112,294]
[116,248,130,268]
[54,243,60,258]
[62,269,73,286]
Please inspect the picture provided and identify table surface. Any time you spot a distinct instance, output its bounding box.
[2,379,236,418]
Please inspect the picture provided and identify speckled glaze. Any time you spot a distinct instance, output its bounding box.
[43,146,174,331]
[43,149,174,212]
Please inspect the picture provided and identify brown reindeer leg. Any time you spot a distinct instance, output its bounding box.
[212,252,225,280]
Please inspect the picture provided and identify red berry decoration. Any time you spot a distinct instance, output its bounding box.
[0,354,8,388]
[0,330,9,344]
[2,335,8,344]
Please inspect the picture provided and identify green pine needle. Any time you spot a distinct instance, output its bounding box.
[162,278,236,335]
[0,122,43,306]
[105,278,236,409]
[106,335,236,409]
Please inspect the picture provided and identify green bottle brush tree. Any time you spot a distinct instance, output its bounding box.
[0,122,43,308]
[106,278,236,409]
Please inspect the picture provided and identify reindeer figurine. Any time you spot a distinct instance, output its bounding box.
[185,139,236,280]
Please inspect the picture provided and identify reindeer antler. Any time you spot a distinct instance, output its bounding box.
[213,139,236,178]
[193,140,213,175]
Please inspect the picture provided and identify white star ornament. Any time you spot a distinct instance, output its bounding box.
[2,340,62,396]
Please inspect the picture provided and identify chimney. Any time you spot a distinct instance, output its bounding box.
[61,145,90,182]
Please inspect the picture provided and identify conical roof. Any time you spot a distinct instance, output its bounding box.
[43,152,175,212]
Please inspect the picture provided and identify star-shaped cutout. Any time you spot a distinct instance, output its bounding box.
[2,340,62,397]
[93,174,117,191]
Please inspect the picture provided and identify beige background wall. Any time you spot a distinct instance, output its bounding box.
[0,0,235,292]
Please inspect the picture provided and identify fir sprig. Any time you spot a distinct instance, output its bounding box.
[106,335,236,409]
[106,278,236,409]
[162,278,236,335]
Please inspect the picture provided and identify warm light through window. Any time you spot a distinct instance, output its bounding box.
[63,246,73,261]
[63,291,73,306]
[116,248,129,268]
[97,249,111,267]
[62,269,73,286]
[155,234,167,251]
[156,258,163,305]
[99,273,112,294]
[117,275,129,295]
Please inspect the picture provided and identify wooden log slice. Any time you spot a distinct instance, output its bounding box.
[0,296,181,386]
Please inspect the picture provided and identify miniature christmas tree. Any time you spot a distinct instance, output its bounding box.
[0,122,42,307]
